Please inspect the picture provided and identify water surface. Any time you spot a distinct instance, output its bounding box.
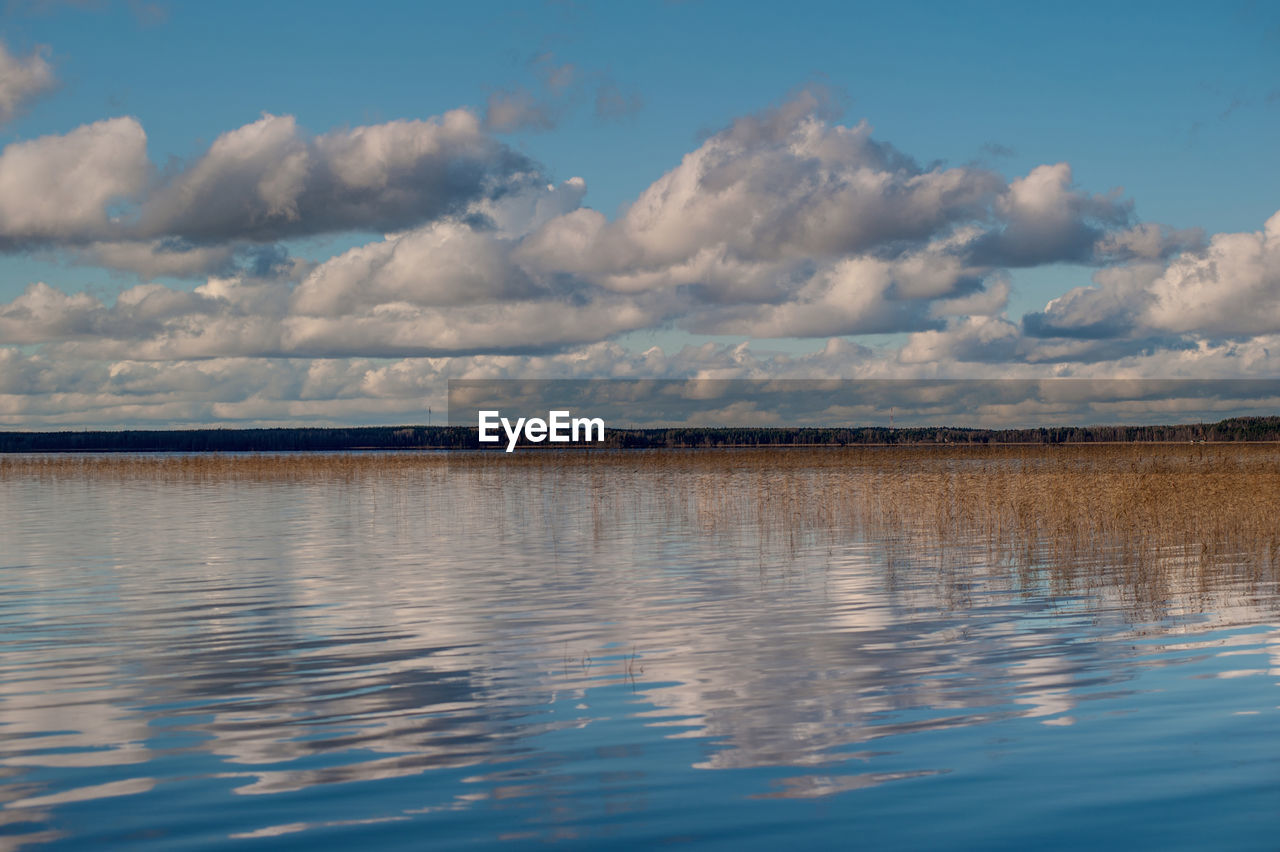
[0,449,1277,849]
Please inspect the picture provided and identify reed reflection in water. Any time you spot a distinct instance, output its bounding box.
[0,446,1277,850]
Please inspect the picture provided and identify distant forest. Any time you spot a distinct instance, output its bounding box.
[4,416,1280,452]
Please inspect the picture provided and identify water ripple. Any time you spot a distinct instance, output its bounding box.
[0,451,1276,849]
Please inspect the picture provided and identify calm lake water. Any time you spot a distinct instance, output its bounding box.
[0,450,1277,850]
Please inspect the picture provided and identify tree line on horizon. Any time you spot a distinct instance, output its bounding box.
[2,416,1280,452]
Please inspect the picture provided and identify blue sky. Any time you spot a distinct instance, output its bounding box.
[7,2,1272,220]
[0,1,1278,427]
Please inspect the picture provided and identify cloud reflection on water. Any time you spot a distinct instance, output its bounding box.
[0,449,1277,845]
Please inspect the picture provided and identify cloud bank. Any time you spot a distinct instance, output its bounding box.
[0,92,1275,427]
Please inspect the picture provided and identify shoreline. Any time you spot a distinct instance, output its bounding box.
[3,416,1280,453]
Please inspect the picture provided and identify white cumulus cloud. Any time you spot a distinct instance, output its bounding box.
[0,117,148,245]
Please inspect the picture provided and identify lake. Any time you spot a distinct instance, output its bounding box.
[1,447,1277,849]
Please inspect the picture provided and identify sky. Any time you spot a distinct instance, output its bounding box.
[0,0,1278,428]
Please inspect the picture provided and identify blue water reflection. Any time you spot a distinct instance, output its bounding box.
[0,453,1276,850]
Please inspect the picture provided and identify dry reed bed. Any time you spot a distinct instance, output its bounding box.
[5,446,1280,594]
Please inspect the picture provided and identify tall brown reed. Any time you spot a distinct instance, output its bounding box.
[5,445,1278,614]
